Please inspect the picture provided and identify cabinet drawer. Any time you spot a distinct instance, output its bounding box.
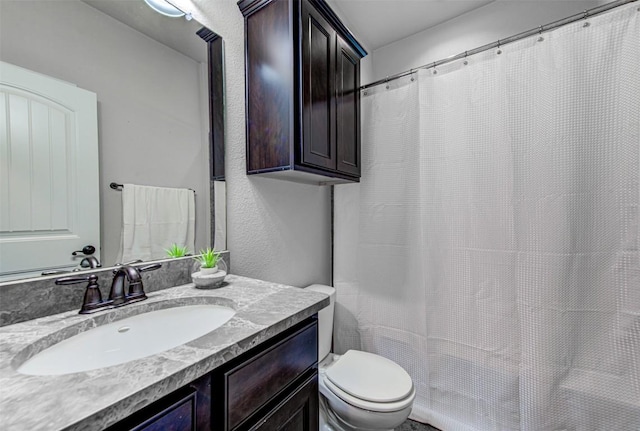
[132,389,195,431]
[225,320,318,430]
[107,374,210,431]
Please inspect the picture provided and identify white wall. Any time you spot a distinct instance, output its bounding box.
[174,0,331,288]
[0,1,210,266]
[369,0,606,85]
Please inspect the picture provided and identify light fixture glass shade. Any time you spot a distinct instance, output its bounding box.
[143,0,185,18]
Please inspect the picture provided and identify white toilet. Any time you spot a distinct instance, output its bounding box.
[307,284,415,431]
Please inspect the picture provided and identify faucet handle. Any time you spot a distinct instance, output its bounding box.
[54,274,98,285]
[115,259,143,267]
[55,274,107,314]
[42,269,69,276]
[138,263,162,273]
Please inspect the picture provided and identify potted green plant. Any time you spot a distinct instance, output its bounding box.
[165,243,189,258]
[195,247,220,275]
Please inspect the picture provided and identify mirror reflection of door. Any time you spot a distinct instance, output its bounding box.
[0,61,100,279]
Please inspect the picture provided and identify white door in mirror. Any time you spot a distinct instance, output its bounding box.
[0,61,100,279]
[17,304,236,375]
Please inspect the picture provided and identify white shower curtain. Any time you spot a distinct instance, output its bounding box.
[334,4,639,430]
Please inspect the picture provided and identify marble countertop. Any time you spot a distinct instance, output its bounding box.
[0,275,329,431]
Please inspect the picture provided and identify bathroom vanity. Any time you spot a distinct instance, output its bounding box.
[107,317,318,431]
[0,275,329,431]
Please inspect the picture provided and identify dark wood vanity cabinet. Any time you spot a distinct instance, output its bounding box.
[239,0,366,184]
[106,317,318,431]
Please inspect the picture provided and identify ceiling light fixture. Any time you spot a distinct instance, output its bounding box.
[143,0,192,20]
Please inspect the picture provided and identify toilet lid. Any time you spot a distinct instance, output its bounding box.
[325,350,413,403]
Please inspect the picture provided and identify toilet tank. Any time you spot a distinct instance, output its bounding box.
[306,284,335,361]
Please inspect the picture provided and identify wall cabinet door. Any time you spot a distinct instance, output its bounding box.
[301,0,336,171]
[335,36,360,177]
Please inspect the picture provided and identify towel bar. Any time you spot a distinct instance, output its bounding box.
[109,182,195,193]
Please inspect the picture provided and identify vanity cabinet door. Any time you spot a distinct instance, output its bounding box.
[249,373,319,431]
[212,317,318,431]
[228,323,317,429]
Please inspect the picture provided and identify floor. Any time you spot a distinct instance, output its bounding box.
[397,419,441,431]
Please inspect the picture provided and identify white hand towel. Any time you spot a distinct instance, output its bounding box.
[119,184,195,262]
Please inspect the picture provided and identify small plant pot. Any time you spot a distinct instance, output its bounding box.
[192,269,226,289]
[199,266,218,275]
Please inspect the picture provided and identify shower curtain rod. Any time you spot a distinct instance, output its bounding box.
[360,0,637,91]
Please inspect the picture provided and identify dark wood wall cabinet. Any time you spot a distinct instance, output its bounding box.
[239,0,367,185]
[107,316,319,431]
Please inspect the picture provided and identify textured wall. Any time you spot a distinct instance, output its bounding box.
[174,0,331,288]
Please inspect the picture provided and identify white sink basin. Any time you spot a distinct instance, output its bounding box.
[17,304,236,376]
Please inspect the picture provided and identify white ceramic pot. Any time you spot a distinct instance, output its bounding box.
[199,266,218,275]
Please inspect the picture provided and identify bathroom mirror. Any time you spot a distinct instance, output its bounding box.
[0,0,225,281]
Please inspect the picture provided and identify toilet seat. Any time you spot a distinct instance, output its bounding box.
[322,375,416,413]
[321,350,415,413]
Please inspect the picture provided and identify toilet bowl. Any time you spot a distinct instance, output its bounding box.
[307,284,415,431]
